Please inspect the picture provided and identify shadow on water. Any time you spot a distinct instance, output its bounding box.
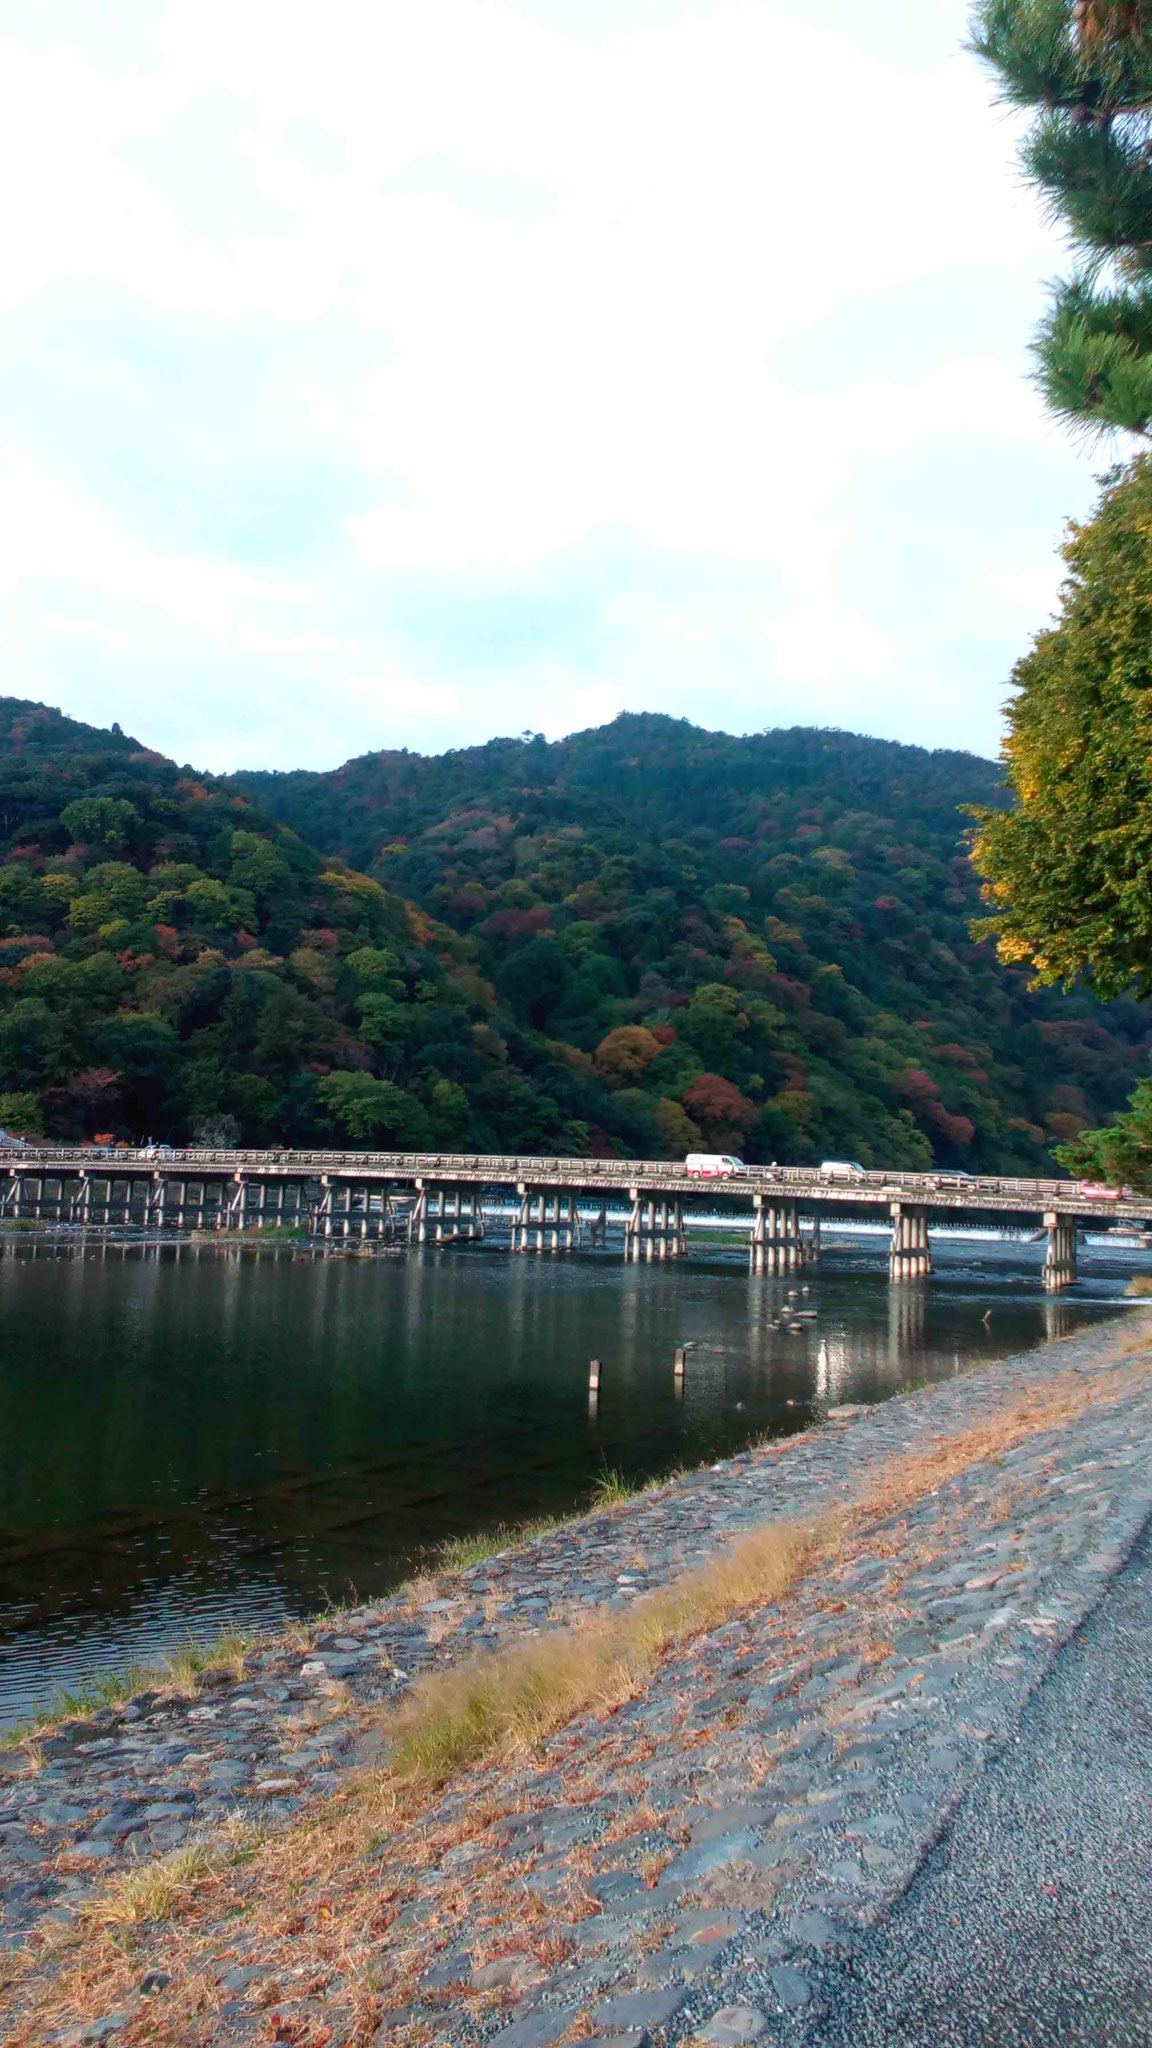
[0,1227,1141,1728]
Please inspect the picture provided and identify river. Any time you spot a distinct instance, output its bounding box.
[0,1226,1141,1731]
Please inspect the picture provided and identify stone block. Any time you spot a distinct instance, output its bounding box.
[785,1908,848,1950]
[769,1964,811,2008]
[696,2007,771,2045]
[592,1988,690,2030]
[488,2013,581,2048]
[662,1829,761,1883]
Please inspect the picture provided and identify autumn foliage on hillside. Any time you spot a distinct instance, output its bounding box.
[233,712,1152,1172]
[0,701,542,1150]
[0,694,1143,1168]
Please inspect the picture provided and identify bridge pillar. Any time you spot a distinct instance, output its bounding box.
[510,1189,581,1252]
[408,1181,484,1247]
[1043,1211,1077,1292]
[890,1202,931,1283]
[750,1197,805,1274]
[624,1189,685,1261]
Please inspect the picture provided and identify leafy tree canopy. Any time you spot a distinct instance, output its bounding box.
[970,456,1152,999]
[970,0,1152,434]
[1053,1073,1152,1186]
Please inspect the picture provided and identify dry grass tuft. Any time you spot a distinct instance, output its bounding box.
[430,1517,566,1574]
[386,1354,1152,1791]
[86,1844,214,1928]
[2,1629,255,1745]
[161,1629,251,1694]
[386,1523,807,1784]
[589,1464,635,1509]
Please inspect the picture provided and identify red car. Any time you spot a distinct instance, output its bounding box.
[1078,1181,1135,1200]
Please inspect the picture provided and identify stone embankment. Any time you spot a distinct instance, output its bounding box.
[3,1316,1152,2045]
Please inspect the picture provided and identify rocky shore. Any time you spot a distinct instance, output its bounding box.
[3,1314,1152,2046]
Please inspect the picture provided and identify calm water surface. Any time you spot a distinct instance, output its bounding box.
[0,1228,1140,1729]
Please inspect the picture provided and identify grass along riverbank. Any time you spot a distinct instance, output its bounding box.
[4,1321,1151,2046]
[0,1468,691,1748]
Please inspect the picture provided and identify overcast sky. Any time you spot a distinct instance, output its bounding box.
[0,0,1109,772]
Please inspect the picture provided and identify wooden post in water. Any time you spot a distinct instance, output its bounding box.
[750,1192,765,1274]
[588,1356,601,1417]
[624,1188,641,1262]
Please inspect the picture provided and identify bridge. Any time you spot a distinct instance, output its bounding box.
[0,1146,1148,1290]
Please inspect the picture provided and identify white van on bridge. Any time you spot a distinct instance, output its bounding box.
[685,1153,745,1177]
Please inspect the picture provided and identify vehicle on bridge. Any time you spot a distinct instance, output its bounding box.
[819,1160,867,1181]
[685,1153,745,1177]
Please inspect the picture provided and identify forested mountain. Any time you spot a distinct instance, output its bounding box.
[233,713,1152,1174]
[0,697,1143,1169]
[0,698,511,1151]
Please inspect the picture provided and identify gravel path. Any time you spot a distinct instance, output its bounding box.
[807,1511,1152,2047]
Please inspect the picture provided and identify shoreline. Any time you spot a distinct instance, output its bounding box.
[1,1243,1137,1748]
[2,1316,1152,2043]
[0,1283,1137,1747]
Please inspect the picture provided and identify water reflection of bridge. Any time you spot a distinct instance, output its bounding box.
[1,1147,1147,1293]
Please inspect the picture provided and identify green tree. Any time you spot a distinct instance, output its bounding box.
[0,1088,41,1131]
[60,796,140,851]
[970,0,1152,433]
[428,1077,469,1142]
[346,945,405,994]
[969,456,1152,995]
[1053,1072,1152,1187]
[228,831,291,909]
[317,1071,432,1147]
[654,1094,701,1156]
[184,877,249,932]
[68,862,150,931]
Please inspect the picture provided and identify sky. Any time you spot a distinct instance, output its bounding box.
[0,0,1113,773]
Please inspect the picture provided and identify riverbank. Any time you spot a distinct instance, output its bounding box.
[3,1316,1152,2045]
[6,1235,1126,1732]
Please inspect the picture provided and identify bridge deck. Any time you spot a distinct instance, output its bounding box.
[0,1147,1148,1225]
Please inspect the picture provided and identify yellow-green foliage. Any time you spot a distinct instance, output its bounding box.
[970,456,1152,998]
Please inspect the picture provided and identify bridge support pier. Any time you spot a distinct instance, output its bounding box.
[624,1189,686,1261]
[409,1181,485,1246]
[511,1186,582,1252]
[890,1202,931,1283]
[1043,1211,1077,1292]
[750,1196,807,1274]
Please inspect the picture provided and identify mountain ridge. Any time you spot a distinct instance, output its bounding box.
[0,696,1142,1171]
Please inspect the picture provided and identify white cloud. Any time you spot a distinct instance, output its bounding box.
[537,678,625,736]
[44,614,130,653]
[344,673,462,717]
[234,628,351,656]
[0,454,305,629]
[760,604,895,685]
[989,560,1069,619]
[0,0,1106,769]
